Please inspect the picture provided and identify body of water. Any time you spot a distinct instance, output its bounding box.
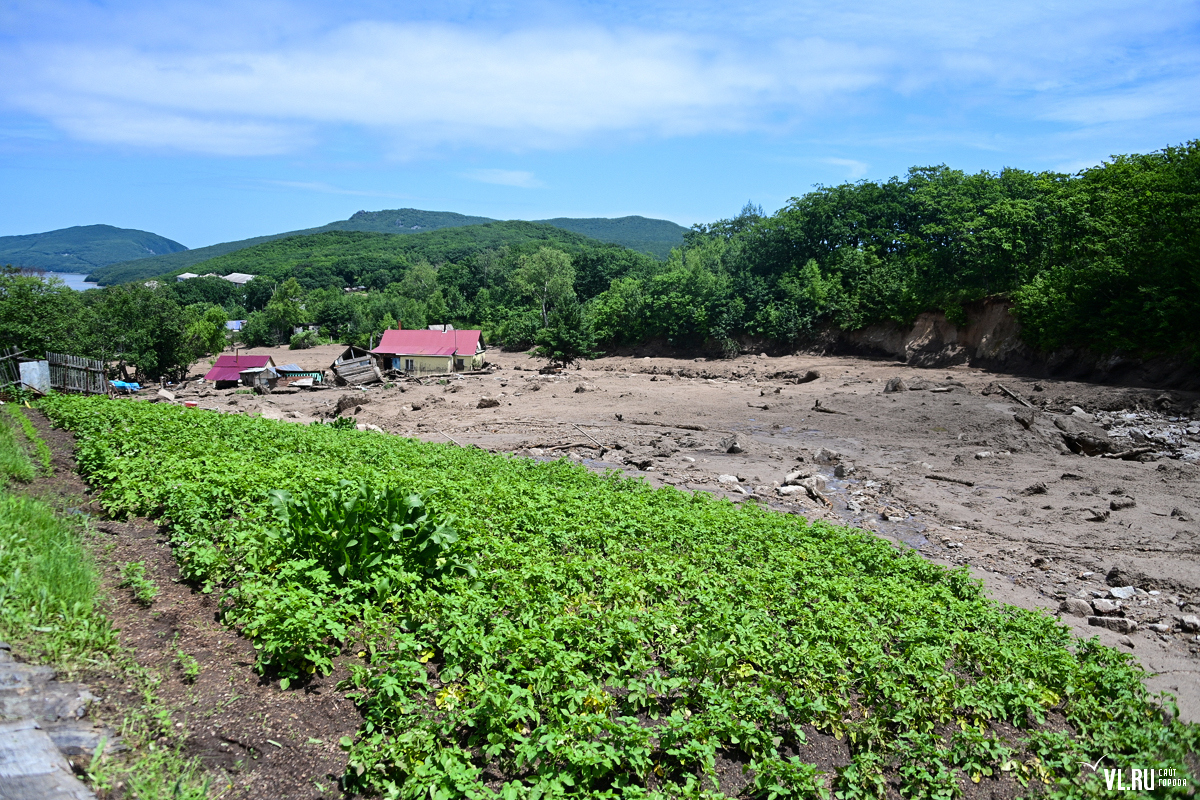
[36,272,100,291]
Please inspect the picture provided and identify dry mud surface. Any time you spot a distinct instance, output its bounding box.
[170,345,1200,723]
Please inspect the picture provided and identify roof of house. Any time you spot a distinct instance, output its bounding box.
[371,329,483,357]
[204,354,274,382]
[221,272,256,285]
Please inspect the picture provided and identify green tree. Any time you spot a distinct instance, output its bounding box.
[182,304,229,363]
[512,247,576,327]
[0,270,82,357]
[533,298,596,368]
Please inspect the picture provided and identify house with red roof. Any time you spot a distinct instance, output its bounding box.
[203,353,276,388]
[371,328,485,375]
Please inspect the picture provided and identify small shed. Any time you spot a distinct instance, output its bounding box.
[222,272,256,286]
[330,345,381,386]
[371,329,485,376]
[239,366,279,391]
[204,354,276,389]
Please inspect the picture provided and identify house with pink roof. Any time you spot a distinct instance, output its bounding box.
[371,328,485,376]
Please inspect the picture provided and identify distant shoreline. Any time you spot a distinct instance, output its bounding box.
[20,269,100,291]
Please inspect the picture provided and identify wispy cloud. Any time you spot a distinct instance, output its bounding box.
[260,180,412,198]
[1,1,1197,160]
[459,169,545,188]
[821,158,869,180]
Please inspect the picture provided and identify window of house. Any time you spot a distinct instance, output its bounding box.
[405,359,415,371]
[455,358,464,369]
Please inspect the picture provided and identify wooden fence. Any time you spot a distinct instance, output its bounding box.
[47,352,108,395]
[0,347,20,388]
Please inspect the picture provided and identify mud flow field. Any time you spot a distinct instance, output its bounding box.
[154,343,1200,725]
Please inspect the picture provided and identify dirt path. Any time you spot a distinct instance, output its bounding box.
[179,345,1200,723]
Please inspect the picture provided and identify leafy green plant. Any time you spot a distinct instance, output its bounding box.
[328,415,357,430]
[38,395,1200,799]
[174,649,200,683]
[119,561,159,606]
[268,480,474,585]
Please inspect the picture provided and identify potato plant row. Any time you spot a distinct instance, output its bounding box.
[41,396,1199,799]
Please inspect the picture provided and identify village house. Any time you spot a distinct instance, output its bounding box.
[371,328,485,376]
[203,353,276,389]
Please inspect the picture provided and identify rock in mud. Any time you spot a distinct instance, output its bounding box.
[477,396,501,408]
[1088,616,1136,634]
[1109,585,1137,600]
[1091,598,1120,615]
[717,474,740,484]
[1083,508,1110,522]
[1021,481,1048,495]
[720,436,744,454]
[884,377,908,393]
[1109,496,1136,511]
[1180,615,1200,633]
[812,447,841,464]
[335,394,368,416]
[1013,408,1037,429]
[1059,598,1093,617]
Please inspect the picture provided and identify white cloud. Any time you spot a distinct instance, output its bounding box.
[260,180,413,198]
[459,169,545,188]
[1,2,1197,158]
[821,158,869,180]
[1,21,886,155]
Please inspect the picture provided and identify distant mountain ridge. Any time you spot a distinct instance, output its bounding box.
[86,209,688,285]
[0,224,187,273]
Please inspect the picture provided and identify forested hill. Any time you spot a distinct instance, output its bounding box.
[88,210,687,284]
[170,222,615,287]
[84,209,496,285]
[531,216,686,259]
[0,224,187,272]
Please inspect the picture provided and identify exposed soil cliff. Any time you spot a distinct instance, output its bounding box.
[835,299,1200,390]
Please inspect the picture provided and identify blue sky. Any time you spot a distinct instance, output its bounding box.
[1,0,1197,248]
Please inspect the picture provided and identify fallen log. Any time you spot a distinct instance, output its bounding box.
[1100,446,1156,460]
[997,384,1033,408]
[925,474,975,487]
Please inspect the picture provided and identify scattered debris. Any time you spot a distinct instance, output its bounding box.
[812,399,844,414]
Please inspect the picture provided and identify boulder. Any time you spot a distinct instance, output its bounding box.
[477,396,501,409]
[1059,598,1092,618]
[812,447,841,464]
[1088,616,1136,634]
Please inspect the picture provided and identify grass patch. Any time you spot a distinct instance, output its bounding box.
[2,404,53,475]
[0,410,211,797]
[0,406,36,482]
[40,395,1200,799]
